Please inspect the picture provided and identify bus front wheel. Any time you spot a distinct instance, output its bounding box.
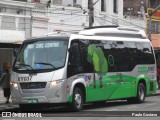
[70,87,84,111]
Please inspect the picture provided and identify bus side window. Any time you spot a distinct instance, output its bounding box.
[67,42,84,77]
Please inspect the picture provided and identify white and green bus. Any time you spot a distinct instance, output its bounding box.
[11,26,157,111]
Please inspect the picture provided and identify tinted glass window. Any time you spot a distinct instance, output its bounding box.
[78,39,155,73]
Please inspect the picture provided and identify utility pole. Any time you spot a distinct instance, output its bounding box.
[88,0,100,27]
[88,0,94,27]
[148,5,160,41]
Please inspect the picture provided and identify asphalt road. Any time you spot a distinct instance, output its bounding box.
[1,95,160,115]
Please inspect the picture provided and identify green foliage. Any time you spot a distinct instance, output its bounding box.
[47,0,51,8]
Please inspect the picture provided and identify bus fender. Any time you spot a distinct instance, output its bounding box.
[69,78,86,96]
[134,75,148,96]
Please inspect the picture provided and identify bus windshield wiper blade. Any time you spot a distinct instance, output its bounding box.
[17,63,35,71]
[34,62,56,69]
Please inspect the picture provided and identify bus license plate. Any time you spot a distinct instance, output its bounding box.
[27,99,38,104]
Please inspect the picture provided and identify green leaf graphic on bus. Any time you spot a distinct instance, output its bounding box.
[87,44,108,88]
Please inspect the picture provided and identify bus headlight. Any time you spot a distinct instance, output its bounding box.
[10,82,18,90]
[50,79,64,87]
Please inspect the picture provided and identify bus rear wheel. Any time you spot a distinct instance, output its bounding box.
[70,87,84,111]
[136,83,146,103]
[127,83,146,104]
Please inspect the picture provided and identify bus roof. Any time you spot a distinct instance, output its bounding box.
[25,26,149,43]
[79,26,146,39]
[70,34,150,43]
[24,35,69,42]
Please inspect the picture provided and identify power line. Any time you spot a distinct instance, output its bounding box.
[94,8,146,28]
[94,8,156,33]
[95,15,160,38]
[96,15,160,40]
[0,6,85,15]
[1,2,160,39]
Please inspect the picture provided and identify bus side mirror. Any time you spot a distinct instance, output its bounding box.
[13,49,18,57]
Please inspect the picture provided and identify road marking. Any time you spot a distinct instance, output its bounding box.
[105,109,118,111]
[127,105,137,109]
[145,103,156,106]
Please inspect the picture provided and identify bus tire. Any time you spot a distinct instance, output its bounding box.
[136,83,146,103]
[70,87,84,111]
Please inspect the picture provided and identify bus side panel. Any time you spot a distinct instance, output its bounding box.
[85,74,111,102]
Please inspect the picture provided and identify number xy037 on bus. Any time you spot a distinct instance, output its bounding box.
[10,26,157,111]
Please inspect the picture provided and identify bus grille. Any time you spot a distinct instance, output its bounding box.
[20,82,47,89]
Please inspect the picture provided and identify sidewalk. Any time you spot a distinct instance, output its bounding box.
[152,89,160,96]
[0,87,19,111]
[0,88,160,111]
[0,88,18,111]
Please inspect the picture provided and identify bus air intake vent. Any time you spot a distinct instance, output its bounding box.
[150,82,154,91]
[20,82,47,89]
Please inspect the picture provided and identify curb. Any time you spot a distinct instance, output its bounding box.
[0,104,18,112]
[147,90,160,97]
[149,93,160,96]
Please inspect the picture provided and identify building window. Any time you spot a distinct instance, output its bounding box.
[151,21,160,34]
[2,17,16,30]
[13,0,27,2]
[73,0,77,4]
[32,0,40,3]
[113,0,118,13]
[101,0,105,11]
[53,0,62,4]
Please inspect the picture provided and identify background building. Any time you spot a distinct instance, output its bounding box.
[46,0,123,32]
[0,0,34,41]
[146,0,160,48]
[146,0,160,62]
[31,0,48,37]
[0,0,35,74]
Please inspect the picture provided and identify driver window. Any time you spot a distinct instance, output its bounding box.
[67,41,83,77]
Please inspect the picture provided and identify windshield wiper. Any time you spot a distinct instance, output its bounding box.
[16,63,35,71]
[34,62,56,69]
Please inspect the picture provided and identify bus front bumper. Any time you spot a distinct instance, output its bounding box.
[11,81,69,104]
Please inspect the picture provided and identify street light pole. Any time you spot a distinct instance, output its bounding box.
[148,5,160,41]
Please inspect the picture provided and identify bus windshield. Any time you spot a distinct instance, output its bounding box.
[13,38,69,72]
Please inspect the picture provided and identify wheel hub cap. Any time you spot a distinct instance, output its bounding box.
[139,87,144,100]
[75,94,82,108]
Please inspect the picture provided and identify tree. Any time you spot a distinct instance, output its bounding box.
[87,44,108,88]
[46,0,51,8]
